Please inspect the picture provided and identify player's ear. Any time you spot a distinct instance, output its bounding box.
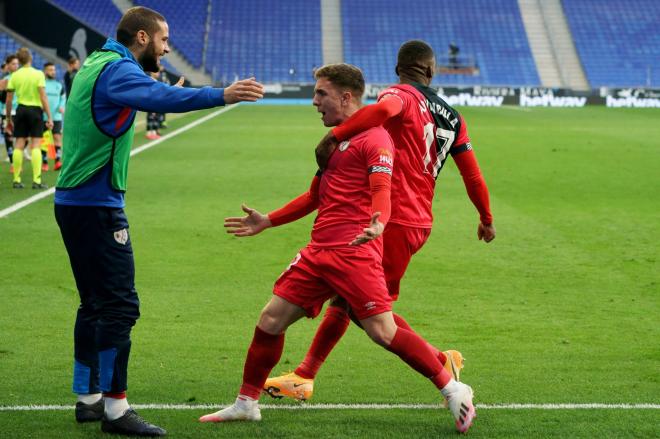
[136,30,149,46]
[425,64,433,79]
[395,65,400,76]
[342,91,352,105]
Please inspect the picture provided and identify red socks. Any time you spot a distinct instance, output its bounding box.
[392,312,447,364]
[240,327,285,399]
[386,327,452,389]
[295,306,351,379]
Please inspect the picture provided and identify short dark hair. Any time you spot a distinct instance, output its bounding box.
[67,56,78,65]
[44,62,54,69]
[116,6,166,47]
[397,40,435,71]
[5,54,17,64]
[314,63,365,99]
[16,47,32,65]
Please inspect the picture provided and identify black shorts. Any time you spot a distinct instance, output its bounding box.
[14,105,43,138]
[45,120,63,135]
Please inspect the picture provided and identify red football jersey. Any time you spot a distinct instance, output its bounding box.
[311,126,394,248]
[378,84,470,227]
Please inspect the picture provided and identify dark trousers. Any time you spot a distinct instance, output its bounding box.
[55,204,140,394]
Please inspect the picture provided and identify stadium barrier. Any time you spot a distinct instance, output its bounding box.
[263,84,660,108]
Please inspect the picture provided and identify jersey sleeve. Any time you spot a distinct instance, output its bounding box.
[38,72,46,88]
[331,96,403,142]
[452,149,493,225]
[363,130,395,177]
[102,59,224,113]
[267,172,321,227]
[450,114,472,155]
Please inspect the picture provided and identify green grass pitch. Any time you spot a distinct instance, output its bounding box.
[0,105,658,438]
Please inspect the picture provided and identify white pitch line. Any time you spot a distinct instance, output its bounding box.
[0,105,238,219]
[1,403,658,412]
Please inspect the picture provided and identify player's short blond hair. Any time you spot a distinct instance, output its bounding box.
[315,63,365,99]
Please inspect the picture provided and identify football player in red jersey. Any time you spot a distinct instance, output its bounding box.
[265,40,495,408]
[200,63,476,433]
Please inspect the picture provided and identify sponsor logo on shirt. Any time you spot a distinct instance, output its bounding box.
[379,154,393,166]
[339,141,350,151]
[364,301,376,311]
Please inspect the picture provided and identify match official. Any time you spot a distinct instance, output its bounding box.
[54,6,264,437]
[5,47,53,189]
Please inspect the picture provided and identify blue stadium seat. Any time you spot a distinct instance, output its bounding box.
[341,0,540,86]
[207,0,322,84]
[562,0,660,87]
[0,32,64,81]
[49,0,123,39]
[132,0,208,68]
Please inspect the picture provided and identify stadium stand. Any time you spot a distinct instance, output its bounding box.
[49,0,123,39]
[132,0,207,68]
[0,32,62,80]
[207,0,322,83]
[341,0,540,86]
[562,0,660,88]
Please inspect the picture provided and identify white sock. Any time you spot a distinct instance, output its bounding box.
[77,393,102,405]
[104,396,130,420]
[236,395,257,407]
[440,378,460,398]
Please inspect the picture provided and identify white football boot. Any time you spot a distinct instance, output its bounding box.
[199,396,261,423]
[442,380,476,433]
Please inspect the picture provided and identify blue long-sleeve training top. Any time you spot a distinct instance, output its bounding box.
[55,38,226,208]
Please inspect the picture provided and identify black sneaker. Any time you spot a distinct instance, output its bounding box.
[32,182,48,189]
[75,399,104,423]
[101,409,167,436]
[12,182,24,189]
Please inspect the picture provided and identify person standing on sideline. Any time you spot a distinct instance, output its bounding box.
[201,63,476,434]
[63,56,79,97]
[5,47,53,189]
[42,62,65,171]
[54,6,264,437]
[0,54,19,174]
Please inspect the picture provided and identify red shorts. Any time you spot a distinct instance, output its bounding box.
[273,244,392,320]
[382,223,431,301]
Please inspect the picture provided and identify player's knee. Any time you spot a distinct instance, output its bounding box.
[364,325,395,347]
[257,308,286,334]
[366,329,390,347]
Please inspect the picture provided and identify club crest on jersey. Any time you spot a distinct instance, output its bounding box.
[339,141,350,151]
[113,228,129,245]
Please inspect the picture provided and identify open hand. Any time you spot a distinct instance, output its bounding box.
[223,77,265,104]
[224,204,272,237]
[350,212,384,246]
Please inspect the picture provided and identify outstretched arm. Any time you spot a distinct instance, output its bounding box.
[105,60,264,113]
[224,174,321,237]
[316,96,403,169]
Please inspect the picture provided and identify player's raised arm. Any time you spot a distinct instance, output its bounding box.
[315,95,403,169]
